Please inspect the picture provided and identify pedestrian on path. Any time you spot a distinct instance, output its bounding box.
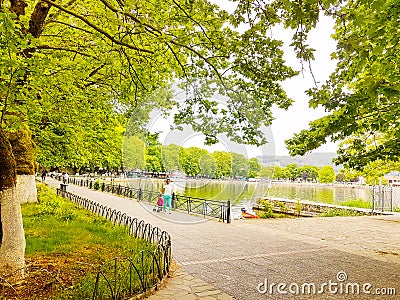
[162,178,174,213]
[63,172,69,184]
[41,170,46,181]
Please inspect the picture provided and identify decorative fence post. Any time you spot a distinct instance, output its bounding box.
[226,200,231,224]
[138,188,143,201]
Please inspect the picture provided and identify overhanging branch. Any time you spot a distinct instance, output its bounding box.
[42,0,154,54]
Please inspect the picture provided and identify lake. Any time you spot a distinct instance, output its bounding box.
[122,178,398,207]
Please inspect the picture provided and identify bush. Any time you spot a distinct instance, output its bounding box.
[35,183,78,220]
[93,179,101,190]
[258,200,276,218]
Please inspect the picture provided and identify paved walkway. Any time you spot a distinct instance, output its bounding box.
[47,179,400,299]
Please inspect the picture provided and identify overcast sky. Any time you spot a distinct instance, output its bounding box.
[271,15,338,156]
[146,2,339,158]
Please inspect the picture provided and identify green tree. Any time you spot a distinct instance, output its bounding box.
[338,168,360,182]
[248,158,262,178]
[199,154,216,178]
[272,165,288,180]
[212,151,232,179]
[318,166,336,184]
[231,153,248,178]
[180,147,208,177]
[260,166,274,179]
[286,163,301,181]
[299,165,319,182]
[162,144,183,173]
[276,0,400,169]
[357,160,400,185]
[122,136,145,171]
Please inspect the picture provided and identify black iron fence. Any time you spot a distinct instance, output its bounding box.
[1,188,172,300]
[56,188,172,299]
[372,185,393,213]
[57,176,231,223]
[173,195,231,223]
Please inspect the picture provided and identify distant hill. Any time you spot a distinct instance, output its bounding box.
[257,152,342,171]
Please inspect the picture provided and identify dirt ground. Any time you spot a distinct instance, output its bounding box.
[2,253,96,300]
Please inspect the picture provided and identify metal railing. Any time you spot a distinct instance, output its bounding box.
[1,187,172,300]
[57,176,231,223]
[372,185,393,213]
[173,195,231,223]
[56,188,172,299]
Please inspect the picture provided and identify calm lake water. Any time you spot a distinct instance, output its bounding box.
[123,178,383,206]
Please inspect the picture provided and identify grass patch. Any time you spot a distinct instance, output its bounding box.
[341,198,372,209]
[18,183,158,299]
[320,208,365,217]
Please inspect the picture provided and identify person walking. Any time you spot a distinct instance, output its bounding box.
[162,178,174,214]
[41,170,46,181]
[63,172,69,184]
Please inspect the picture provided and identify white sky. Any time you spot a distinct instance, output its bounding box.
[147,1,339,158]
[272,15,338,155]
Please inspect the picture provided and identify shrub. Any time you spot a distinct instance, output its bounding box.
[35,183,78,221]
[258,200,276,218]
[93,179,101,190]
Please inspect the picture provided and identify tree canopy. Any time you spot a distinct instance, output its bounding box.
[277,0,400,169]
[1,0,298,164]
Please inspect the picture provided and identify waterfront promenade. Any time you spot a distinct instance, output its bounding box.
[47,179,400,299]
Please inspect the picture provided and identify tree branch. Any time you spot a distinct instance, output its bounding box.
[98,0,162,36]
[36,45,97,58]
[86,62,107,80]
[165,42,188,79]
[29,1,52,38]
[10,0,27,17]
[1,70,16,126]
[171,0,215,49]
[97,0,226,84]
[47,20,94,35]
[42,0,154,54]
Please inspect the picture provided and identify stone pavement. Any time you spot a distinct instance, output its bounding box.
[147,266,235,300]
[46,179,400,299]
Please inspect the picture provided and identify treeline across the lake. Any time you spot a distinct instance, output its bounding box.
[122,136,393,184]
[40,131,398,185]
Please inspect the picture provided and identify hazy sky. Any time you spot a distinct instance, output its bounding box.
[271,16,338,155]
[147,2,339,158]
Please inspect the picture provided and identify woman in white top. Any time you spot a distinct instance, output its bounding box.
[162,178,174,213]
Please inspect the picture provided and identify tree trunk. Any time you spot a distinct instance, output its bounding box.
[0,129,25,280]
[8,128,37,204]
[16,174,37,204]
[0,187,25,280]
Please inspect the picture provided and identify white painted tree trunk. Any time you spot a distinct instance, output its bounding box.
[0,187,26,280]
[16,174,37,204]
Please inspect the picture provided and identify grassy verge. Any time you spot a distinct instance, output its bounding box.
[340,198,372,209]
[319,208,365,217]
[19,183,156,299]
